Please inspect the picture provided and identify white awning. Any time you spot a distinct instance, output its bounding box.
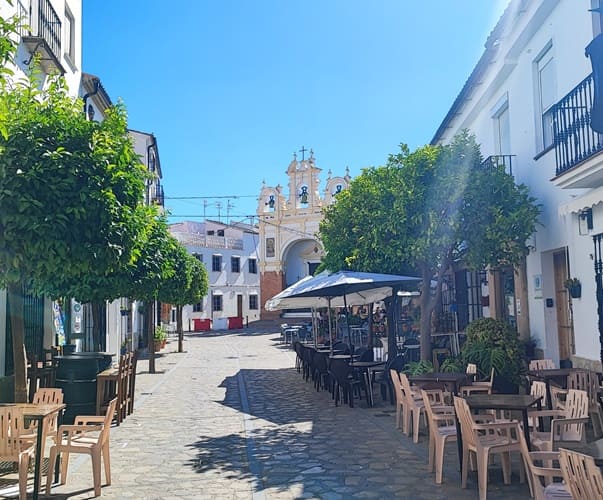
[558,187,603,216]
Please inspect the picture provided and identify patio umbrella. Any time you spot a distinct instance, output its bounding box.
[265,271,420,350]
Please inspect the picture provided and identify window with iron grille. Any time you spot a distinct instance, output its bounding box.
[212,255,222,272]
[249,295,258,310]
[192,253,203,262]
[231,256,240,273]
[212,294,223,312]
[193,301,202,312]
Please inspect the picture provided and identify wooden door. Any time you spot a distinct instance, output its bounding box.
[553,251,575,361]
[237,295,243,318]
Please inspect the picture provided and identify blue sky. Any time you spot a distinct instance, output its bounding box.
[83,1,507,223]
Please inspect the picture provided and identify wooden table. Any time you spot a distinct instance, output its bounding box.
[96,367,119,416]
[465,394,542,450]
[3,402,66,500]
[562,438,603,466]
[408,372,469,395]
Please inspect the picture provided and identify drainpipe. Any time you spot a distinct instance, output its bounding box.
[82,78,100,117]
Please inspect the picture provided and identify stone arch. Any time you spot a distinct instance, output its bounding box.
[281,238,323,287]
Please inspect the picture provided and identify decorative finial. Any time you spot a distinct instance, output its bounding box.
[309,148,314,160]
[299,146,307,161]
[293,152,297,160]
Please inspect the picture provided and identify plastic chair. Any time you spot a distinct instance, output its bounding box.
[559,447,603,499]
[460,367,494,396]
[330,358,366,407]
[398,373,425,443]
[0,406,35,500]
[517,425,569,500]
[529,359,556,370]
[421,389,456,484]
[529,389,589,452]
[46,398,118,497]
[453,396,523,500]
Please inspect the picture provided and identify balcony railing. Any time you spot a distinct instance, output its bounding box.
[552,72,603,176]
[481,155,515,176]
[171,232,244,250]
[21,0,63,73]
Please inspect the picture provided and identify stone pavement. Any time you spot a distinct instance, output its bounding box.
[31,323,531,499]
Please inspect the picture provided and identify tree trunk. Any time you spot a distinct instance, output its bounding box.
[419,267,437,362]
[7,282,27,403]
[177,305,183,353]
[91,301,103,352]
[147,304,155,374]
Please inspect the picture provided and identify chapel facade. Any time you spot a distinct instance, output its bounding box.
[257,149,351,319]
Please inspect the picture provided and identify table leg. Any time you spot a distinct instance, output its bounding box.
[32,416,43,500]
[365,370,373,407]
[522,410,532,451]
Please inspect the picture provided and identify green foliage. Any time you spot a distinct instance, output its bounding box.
[440,355,465,373]
[157,245,209,307]
[319,131,541,360]
[154,325,168,342]
[461,317,525,387]
[403,360,434,375]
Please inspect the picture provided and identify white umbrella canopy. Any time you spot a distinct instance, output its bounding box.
[265,271,420,311]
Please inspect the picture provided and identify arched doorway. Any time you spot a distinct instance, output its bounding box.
[282,239,322,287]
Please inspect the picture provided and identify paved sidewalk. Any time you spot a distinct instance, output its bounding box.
[35,324,531,499]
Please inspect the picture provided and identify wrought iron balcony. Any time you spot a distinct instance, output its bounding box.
[552,72,603,177]
[480,155,515,176]
[20,0,64,74]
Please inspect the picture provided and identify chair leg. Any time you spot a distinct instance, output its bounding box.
[412,408,421,443]
[19,453,29,500]
[46,447,58,495]
[91,450,102,497]
[501,451,511,485]
[461,450,469,489]
[60,451,70,486]
[435,438,446,484]
[478,451,489,500]
[428,433,434,471]
[395,404,402,429]
[103,442,111,485]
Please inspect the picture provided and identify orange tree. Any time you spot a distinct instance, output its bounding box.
[319,132,540,361]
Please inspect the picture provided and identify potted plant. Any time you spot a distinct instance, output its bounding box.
[460,317,525,394]
[154,326,167,351]
[564,277,582,299]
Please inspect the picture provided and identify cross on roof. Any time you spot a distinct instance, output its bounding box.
[299,146,307,160]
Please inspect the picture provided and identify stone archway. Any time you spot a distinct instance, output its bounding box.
[282,239,322,287]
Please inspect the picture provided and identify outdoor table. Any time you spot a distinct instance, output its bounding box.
[329,354,354,360]
[96,366,119,415]
[561,438,603,467]
[352,361,386,407]
[2,402,66,500]
[408,372,469,395]
[527,368,581,409]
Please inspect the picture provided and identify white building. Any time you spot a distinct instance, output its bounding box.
[432,0,603,370]
[170,220,261,330]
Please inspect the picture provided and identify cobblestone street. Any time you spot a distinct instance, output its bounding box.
[39,325,531,499]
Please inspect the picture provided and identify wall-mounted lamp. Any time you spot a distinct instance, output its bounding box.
[579,208,594,235]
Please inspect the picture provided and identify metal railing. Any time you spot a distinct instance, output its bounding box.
[480,155,515,176]
[27,0,62,58]
[172,232,244,250]
[553,72,603,175]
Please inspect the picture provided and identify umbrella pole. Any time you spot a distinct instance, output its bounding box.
[343,294,352,354]
[328,298,333,356]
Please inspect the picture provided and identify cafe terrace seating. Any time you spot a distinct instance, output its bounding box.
[398,372,426,443]
[47,398,118,497]
[529,389,589,452]
[421,389,456,484]
[0,406,35,500]
[517,425,569,500]
[460,367,494,396]
[559,447,603,499]
[454,396,524,500]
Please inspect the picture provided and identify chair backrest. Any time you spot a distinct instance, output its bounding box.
[329,358,353,385]
[530,381,548,407]
[453,396,477,449]
[33,387,64,405]
[0,407,27,458]
[390,369,404,406]
[559,447,603,499]
[421,389,452,427]
[567,370,599,407]
[100,398,118,446]
[529,359,556,370]
[389,354,407,373]
[558,389,589,441]
[466,363,477,375]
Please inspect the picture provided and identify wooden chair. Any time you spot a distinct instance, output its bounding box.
[529,359,556,371]
[567,370,603,438]
[453,396,523,500]
[529,389,589,452]
[517,426,569,500]
[46,398,117,497]
[559,447,603,499]
[398,373,425,443]
[390,369,405,430]
[126,352,137,416]
[421,389,456,484]
[460,367,495,396]
[527,381,548,429]
[0,406,35,500]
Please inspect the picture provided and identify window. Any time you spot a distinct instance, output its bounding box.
[535,45,556,151]
[248,258,257,274]
[212,254,222,272]
[212,294,223,312]
[64,7,75,63]
[492,98,511,155]
[192,253,203,262]
[207,230,215,236]
[231,256,240,273]
[249,295,258,310]
[193,301,202,312]
[217,229,224,237]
